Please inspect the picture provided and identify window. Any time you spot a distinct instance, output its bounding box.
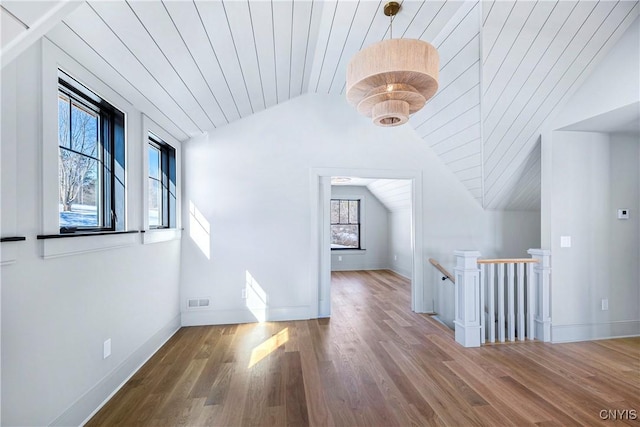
[148,133,176,228]
[330,199,360,249]
[57,70,125,232]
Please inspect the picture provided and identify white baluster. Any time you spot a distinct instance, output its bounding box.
[488,264,495,343]
[497,263,505,343]
[507,263,515,342]
[480,264,486,344]
[517,262,525,341]
[527,262,535,339]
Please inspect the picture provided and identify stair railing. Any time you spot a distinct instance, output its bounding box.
[428,258,455,283]
[453,249,551,347]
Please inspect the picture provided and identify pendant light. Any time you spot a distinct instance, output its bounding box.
[346,2,440,127]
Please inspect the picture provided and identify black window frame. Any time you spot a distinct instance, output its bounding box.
[148,133,176,229]
[330,199,361,250]
[57,70,125,233]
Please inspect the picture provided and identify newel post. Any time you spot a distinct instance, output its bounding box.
[528,249,551,342]
[453,250,482,347]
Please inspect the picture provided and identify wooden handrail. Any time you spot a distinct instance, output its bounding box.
[428,258,455,283]
[477,258,539,264]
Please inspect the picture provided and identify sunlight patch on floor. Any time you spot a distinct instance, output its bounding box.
[248,328,289,369]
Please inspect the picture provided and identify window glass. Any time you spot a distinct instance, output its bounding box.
[330,199,360,249]
[148,134,176,229]
[58,70,125,231]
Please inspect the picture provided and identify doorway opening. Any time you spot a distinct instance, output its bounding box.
[310,168,425,319]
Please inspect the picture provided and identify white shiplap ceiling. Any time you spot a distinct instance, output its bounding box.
[1,0,638,211]
[481,0,638,210]
[366,179,412,211]
[331,178,412,212]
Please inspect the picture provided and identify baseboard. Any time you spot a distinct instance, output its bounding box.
[551,320,640,343]
[389,267,411,279]
[50,314,181,426]
[328,267,411,279]
[330,265,389,272]
[181,306,311,326]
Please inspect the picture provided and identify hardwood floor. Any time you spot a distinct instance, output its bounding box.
[87,270,640,426]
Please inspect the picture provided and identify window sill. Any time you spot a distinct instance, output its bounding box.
[1,236,26,243]
[37,230,139,239]
[331,249,366,254]
[1,237,26,266]
[141,228,182,245]
[38,230,139,259]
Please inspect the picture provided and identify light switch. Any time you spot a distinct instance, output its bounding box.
[560,236,571,248]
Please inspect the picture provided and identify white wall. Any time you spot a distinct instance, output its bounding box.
[181,93,541,326]
[1,41,182,426]
[609,134,640,333]
[490,210,541,258]
[543,18,638,247]
[389,208,412,278]
[548,131,639,342]
[330,186,389,271]
[540,18,640,342]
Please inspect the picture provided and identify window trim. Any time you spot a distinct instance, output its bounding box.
[57,70,124,233]
[330,198,362,250]
[142,114,182,243]
[2,54,20,264]
[147,133,176,229]
[42,39,135,258]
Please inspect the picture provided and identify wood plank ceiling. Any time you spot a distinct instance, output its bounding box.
[3,0,638,211]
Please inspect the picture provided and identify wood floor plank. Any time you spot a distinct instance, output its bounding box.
[189,333,234,398]
[285,351,309,426]
[296,321,335,427]
[87,270,640,427]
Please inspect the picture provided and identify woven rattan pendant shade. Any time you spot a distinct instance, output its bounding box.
[345,3,439,127]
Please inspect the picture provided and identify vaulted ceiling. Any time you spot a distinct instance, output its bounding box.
[331,177,412,212]
[1,0,638,211]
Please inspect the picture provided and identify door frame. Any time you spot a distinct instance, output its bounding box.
[309,167,424,318]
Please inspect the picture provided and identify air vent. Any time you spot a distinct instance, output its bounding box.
[187,297,211,310]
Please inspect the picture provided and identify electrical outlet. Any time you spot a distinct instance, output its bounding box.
[241,289,247,299]
[601,298,608,311]
[338,256,342,261]
[103,339,111,359]
[394,254,397,261]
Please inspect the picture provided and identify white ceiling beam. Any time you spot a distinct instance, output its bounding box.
[1,0,82,69]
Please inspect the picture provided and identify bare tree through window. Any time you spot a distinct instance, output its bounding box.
[58,94,100,226]
[331,199,360,249]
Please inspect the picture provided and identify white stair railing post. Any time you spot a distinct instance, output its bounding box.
[528,249,551,342]
[454,250,482,347]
